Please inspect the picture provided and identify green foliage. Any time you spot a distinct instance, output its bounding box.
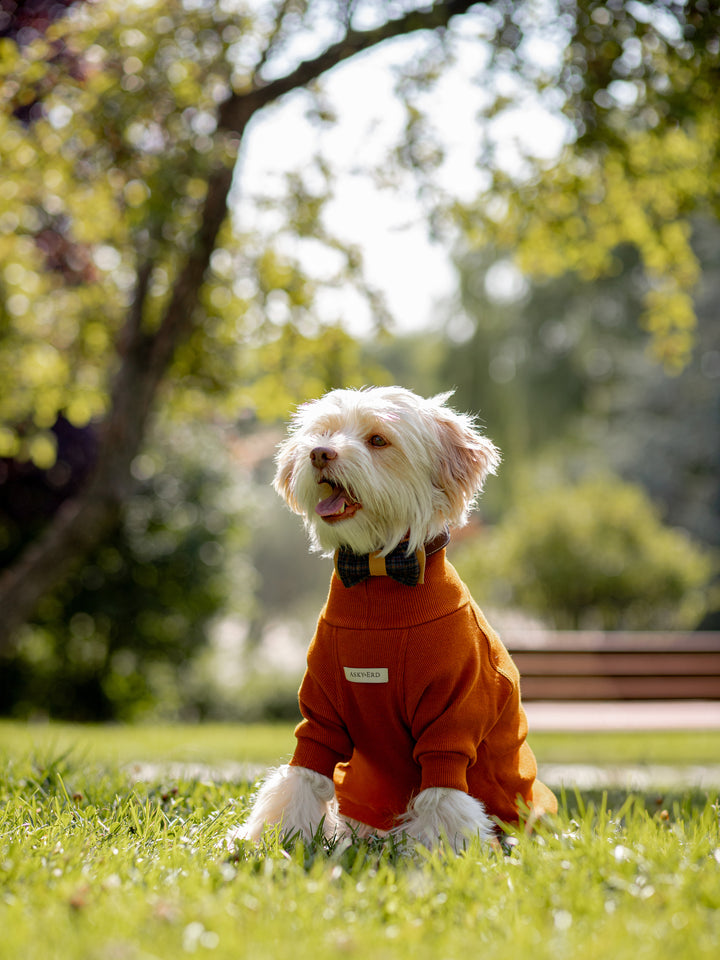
[445,217,720,551]
[0,0,385,458]
[2,0,717,705]
[236,322,390,422]
[0,739,718,960]
[0,423,256,720]
[453,475,715,629]
[1,0,716,458]
[461,0,720,369]
[0,0,238,441]
[472,127,712,369]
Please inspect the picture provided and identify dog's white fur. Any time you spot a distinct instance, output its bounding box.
[235,386,501,852]
[274,386,499,558]
[236,766,339,843]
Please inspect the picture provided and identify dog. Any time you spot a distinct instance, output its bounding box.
[234,386,556,851]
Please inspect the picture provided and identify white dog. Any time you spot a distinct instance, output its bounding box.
[234,387,556,852]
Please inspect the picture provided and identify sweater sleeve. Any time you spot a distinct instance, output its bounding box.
[290,631,353,780]
[405,608,513,793]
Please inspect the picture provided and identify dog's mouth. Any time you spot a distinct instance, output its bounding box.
[315,480,362,523]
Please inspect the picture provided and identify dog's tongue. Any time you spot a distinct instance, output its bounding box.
[316,482,351,517]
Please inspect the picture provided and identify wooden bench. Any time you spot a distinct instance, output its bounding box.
[503,632,720,701]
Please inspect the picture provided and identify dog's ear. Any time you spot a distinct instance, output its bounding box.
[273,439,303,514]
[429,399,501,525]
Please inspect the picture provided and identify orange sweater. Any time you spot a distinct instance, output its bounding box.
[290,549,557,831]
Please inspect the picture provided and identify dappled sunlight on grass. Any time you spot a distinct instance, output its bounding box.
[0,740,718,960]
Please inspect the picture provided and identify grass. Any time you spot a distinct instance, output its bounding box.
[0,720,296,767]
[3,720,720,767]
[0,722,719,960]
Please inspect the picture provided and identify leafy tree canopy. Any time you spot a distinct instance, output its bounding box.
[0,0,392,463]
[443,218,720,565]
[453,474,714,630]
[2,0,714,466]
[454,0,719,370]
[0,0,482,649]
[1,0,716,648]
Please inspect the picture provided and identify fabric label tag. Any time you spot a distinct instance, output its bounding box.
[343,667,389,684]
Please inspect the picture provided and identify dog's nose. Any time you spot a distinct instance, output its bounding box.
[310,446,337,468]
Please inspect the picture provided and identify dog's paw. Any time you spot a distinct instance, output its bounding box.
[231,764,338,845]
[393,787,496,852]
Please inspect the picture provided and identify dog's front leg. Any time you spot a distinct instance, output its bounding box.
[233,764,337,844]
[394,786,496,852]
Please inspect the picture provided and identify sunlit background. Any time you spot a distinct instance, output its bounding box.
[0,0,717,723]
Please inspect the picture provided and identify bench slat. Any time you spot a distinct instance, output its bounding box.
[501,632,720,701]
[519,675,720,700]
[511,652,720,677]
[504,631,720,652]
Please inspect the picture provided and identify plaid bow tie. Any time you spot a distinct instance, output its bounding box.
[334,529,450,588]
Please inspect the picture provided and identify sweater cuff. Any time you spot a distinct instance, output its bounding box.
[419,752,470,793]
[290,739,342,780]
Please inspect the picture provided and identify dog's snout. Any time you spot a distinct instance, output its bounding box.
[310,446,337,468]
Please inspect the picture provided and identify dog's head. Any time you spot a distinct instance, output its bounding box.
[273,386,500,556]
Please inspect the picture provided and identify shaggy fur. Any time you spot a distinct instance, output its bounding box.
[274,386,500,557]
[234,766,338,843]
[235,387,503,852]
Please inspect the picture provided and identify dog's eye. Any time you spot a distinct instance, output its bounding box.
[369,435,389,448]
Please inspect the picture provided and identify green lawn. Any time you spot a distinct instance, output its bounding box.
[0,720,296,768]
[2,719,720,767]
[1,722,718,960]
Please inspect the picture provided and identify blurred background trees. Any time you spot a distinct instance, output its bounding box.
[443,217,720,541]
[1,420,257,719]
[452,475,713,631]
[0,0,717,720]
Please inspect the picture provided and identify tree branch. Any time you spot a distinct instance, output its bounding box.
[219,0,483,130]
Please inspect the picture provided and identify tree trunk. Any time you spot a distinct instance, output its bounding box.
[0,0,480,653]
